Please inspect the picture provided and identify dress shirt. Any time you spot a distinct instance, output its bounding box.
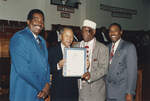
[85,38,94,60]
[84,38,95,82]
[57,43,70,70]
[57,31,61,42]
[102,32,108,42]
[30,30,39,43]
[110,38,121,64]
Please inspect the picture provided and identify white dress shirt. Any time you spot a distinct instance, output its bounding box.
[57,31,61,42]
[102,32,108,42]
[57,43,70,70]
[110,38,121,64]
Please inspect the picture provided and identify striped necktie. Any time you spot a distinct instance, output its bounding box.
[110,43,115,65]
[36,37,42,49]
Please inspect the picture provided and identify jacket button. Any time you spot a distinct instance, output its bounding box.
[119,63,121,64]
[114,82,115,84]
[117,73,119,74]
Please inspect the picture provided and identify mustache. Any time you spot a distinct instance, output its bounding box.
[110,35,116,36]
[82,35,88,37]
[66,40,71,43]
[34,25,42,28]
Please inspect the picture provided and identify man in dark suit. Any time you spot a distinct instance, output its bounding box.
[46,24,62,47]
[48,27,79,101]
[95,26,111,45]
[9,9,50,101]
[106,23,138,101]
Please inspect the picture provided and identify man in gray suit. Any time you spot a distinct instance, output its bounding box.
[74,19,109,101]
[106,23,138,101]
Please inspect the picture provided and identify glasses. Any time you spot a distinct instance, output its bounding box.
[81,29,93,33]
[32,17,44,24]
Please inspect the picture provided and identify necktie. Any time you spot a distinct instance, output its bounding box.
[36,37,42,49]
[110,43,115,65]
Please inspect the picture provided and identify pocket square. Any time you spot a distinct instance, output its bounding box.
[94,59,97,61]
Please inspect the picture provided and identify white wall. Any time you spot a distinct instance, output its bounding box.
[44,0,83,30]
[0,0,149,31]
[0,0,41,21]
[86,0,111,29]
[86,0,150,31]
[0,0,83,30]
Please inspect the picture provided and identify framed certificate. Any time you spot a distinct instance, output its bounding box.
[63,48,86,77]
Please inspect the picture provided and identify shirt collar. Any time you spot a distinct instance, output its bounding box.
[112,38,121,46]
[61,42,70,54]
[84,37,94,46]
[29,29,38,39]
[112,38,121,53]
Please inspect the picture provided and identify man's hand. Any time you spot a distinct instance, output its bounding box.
[58,59,66,69]
[81,72,90,80]
[37,83,51,99]
[126,94,132,101]
[37,91,48,99]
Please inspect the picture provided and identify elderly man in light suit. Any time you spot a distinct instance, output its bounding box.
[74,19,109,101]
[106,23,137,101]
[9,9,50,101]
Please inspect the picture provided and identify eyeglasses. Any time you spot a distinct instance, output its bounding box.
[81,29,93,33]
[32,17,44,24]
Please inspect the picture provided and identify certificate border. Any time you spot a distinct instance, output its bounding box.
[63,47,86,77]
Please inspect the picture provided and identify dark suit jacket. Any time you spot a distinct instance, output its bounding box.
[46,31,60,46]
[48,44,79,101]
[106,39,138,100]
[95,31,111,45]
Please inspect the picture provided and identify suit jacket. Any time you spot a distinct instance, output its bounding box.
[95,31,111,45]
[106,39,138,100]
[48,44,79,101]
[73,40,109,101]
[9,27,50,101]
[46,31,59,45]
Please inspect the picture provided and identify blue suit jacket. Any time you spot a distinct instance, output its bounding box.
[9,27,50,101]
[106,39,138,100]
[48,44,79,101]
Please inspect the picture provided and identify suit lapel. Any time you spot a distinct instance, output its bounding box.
[58,44,63,59]
[92,41,98,58]
[91,40,97,71]
[57,44,63,74]
[33,36,45,57]
[25,27,46,57]
[110,39,124,68]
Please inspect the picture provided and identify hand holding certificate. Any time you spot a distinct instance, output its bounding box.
[63,48,87,77]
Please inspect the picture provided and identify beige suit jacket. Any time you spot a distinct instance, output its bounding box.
[74,40,109,101]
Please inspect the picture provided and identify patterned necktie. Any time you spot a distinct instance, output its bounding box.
[110,43,115,65]
[36,37,42,49]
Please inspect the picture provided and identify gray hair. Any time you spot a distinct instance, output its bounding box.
[60,27,74,34]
